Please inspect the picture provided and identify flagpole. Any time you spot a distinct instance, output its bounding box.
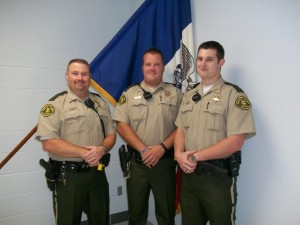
[0,125,37,170]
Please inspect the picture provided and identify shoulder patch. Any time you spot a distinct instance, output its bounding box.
[40,104,55,117]
[118,94,126,106]
[235,96,251,110]
[224,82,244,93]
[49,91,67,101]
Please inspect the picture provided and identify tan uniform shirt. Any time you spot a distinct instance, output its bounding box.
[175,77,256,151]
[36,89,115,161]
[113,81,183,146]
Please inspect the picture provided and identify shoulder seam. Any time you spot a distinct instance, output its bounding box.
[90,92,104,101]
[124,83,139,92]
[224,82,244,93]
[191,82,200,90]
[49,91,67,101]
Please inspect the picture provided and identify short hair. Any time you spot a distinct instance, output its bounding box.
[142,47,165,64]
[197,41,225,61]
[67,58,90,71]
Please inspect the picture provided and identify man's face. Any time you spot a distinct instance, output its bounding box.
[142,53,165,87]
[196,48,225,84]
[66,62,90,95]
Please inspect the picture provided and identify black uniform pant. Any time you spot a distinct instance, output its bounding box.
[53,168,109,225]
[127,158,177,225]
[180,171,237,225]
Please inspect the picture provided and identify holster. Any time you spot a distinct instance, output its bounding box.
[118,145,132,178]
[100,153,111,167]
[39,158,59,191]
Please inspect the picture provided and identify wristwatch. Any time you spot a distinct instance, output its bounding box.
[190,154,198,163]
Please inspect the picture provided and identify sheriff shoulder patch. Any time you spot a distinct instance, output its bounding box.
[235,96,251,110]
[40,104,55,117]
[118,94,126,105]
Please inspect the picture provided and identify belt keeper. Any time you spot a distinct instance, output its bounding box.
[160,142,168,152]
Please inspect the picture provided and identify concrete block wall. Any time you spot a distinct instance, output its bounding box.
[0,1,135,225]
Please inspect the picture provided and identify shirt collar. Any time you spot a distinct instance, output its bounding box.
[200,77,224,95]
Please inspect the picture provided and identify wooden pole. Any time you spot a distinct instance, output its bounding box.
[0,125,37,170]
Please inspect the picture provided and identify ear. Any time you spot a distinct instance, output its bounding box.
[219,59,225,67]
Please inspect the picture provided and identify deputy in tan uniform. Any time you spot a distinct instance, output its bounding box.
[113,48,182,225]
[36,58,116,225]
[175,41,256,225]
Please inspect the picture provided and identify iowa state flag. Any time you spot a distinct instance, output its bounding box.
[90,0,196,106]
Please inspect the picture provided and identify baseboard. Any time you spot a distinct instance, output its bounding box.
[111,210,129,224]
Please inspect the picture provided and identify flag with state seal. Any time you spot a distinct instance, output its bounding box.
[89,0,197,106]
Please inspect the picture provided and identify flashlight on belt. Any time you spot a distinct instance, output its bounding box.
[97,163,104,171]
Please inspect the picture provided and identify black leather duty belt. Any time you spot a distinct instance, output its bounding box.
[50,159,91,173]
[205,159,228,169]
[195,151,241,177]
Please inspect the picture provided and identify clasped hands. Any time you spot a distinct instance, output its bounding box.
[82,145,107,167]
[141,145,165,168]
[175,151,198,174]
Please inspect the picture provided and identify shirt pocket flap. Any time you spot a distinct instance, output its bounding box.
[181,103,194,113]
[206,104,224,115]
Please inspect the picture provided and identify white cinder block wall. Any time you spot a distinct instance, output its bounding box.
[3,1,300,225]
[0,1,143,225]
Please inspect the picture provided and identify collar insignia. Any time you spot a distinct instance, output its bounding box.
[213,96,221,102]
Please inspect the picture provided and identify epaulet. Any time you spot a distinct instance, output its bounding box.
[124,83,139,92]
[224,82,244,93]
[49,91,67,101]
[90,92,104,101]
[164,82,181,90]
[191,82,200,90]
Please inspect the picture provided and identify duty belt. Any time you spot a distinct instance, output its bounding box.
[50,159,91,173]
[127,145,174,164]
[196,151,241,177]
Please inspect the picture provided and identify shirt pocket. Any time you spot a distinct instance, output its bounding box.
[180,103,194,129]
[61,111,85,143]
[160,96,179,122]
[128,100,147,122]
[205,104,225,131]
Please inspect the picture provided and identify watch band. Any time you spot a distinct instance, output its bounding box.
[190,154,198,163]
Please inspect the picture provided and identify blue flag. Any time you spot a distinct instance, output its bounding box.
[90,0,196,106]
